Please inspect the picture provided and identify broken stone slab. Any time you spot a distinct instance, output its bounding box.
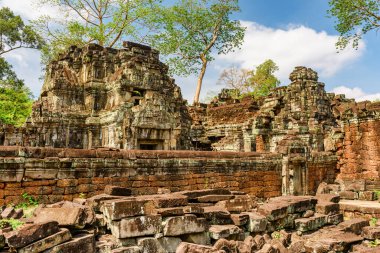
[244,212,268,232]
[351,244,380,253]
[44,233,95,253]
[137,237,166,253]
[181,232,210,246]
[202,206,232,225]
[270,239,288,253]
[230,213,249,226]
[104,186,132,196]
[5,221,60,249]
[339,191,358,200]
[178,189,231,200]
[157,237,182,253]
[257,203,288,221]
[102,198,155,221]
[153,207,184,217]
[208,225,242,240]
[316,194,340,203]
[111,246,141,253]
[327,214,344,225]
[257,243,276,253]
[337,218,369,234]
[86,194,122,212]
[197,195,235,203]
[163,215,207,236]
[18,228,72,253]
[267,196,317,214]
[359,191,375,201]
[12,209,24,219]
[315,202,340,215]
[33,207,87,228]
[176,242,215,253]
[254,235,266,249]
[110,215,162,238]
[183,205,204,214]
[294,214,327,232]
[1,207,15,219]
[136,194,188,208]
[215,195,255,212]
[362,226,380,240]
[304,231,363,253]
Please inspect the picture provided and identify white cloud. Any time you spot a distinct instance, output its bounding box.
[330,86,380,101]
[0,0,60,21]
[217,21,365,84]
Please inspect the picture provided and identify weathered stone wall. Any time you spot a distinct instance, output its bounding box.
[0,146,284,205]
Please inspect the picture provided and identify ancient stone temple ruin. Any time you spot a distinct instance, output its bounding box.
[0,42,192,150]
[0,42,380,253]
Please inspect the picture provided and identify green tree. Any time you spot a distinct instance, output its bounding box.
[328,0,380,49]
[149,0,245,104]
[0,7,44,55]
[0,58,33,126]
[245,59,280,98]
[34,0,159,62]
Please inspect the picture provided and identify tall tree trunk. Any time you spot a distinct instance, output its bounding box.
[193,59,208,104]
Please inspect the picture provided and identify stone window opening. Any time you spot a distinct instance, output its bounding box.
[132,88,145,106]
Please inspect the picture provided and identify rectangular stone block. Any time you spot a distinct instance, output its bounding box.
[339,191,358,200]
[362,226,380,240]
[111,215,162,238]
[295,214,327,232]
[316,202,340,215]
[18,228,72,253]
[208,225,242,240]
[102,198,155,221]
[327,214,344,225]
[44,233,95,253]
[163,215,206,236]
[337,218,370,234]
[316,194,340,203]
[257,203,288,221]
[244,212,268,232]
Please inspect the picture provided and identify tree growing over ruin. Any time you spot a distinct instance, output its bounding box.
[217,60,280,99]
[148,0,246,104]
[328,0,380,49]
[34,0,159,62]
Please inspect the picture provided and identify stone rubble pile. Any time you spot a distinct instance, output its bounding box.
[0,188,379,252]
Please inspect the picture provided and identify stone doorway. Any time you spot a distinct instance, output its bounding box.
[137,140,163,150]
[289,161,307,196]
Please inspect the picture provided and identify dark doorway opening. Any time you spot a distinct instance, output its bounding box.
[139,144,157,150]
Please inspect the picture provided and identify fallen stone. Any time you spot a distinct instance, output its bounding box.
[33,207,88,228]
[163,215,206,236]
[257,243,275,253]
[257,203,288,221]
[179,189,231,200]
[359,191,375,201]
[0,232,4,249]
[18,228,72,253]
[104,186,132,196]
[176,242,215,253]
[197,195,234,203]
[5,221,60,249]
[102,198,155,221]
[302,210,314,218]
[137,194,188,208]
[337,218,369,234]
[316,194,340,203]
[137,237,165,253]
[362,226,380,240]
[202,206,232,225]
[304,231,363,253]
[86,194,122,212]
[254,235,265,249]
[288,240,305,253]
[339,191,357,200]
[12,209,24,219]
[73,198,87,205]
[230,213,249,226]
[294,214,327,232]
[181,232,210,246]
[208,225,242,240]
[327,213,344,225]
[271,239,288,253]
[44,233,95,253]
[268,196,317,213]
[315,202,340,215]
[154,207,184,217]
[245,212,268,232]
[158,237,182,253]
[1,207,15,219]
[215,195,255,212]
[183,205,204,214]
[111,215,162,238]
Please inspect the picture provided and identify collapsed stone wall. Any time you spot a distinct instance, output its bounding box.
[0,146,282,205]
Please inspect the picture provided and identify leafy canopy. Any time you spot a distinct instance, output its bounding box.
[0,7,44,55]
[34,0,160,62]
[148,0,245,103]
[328,0,380,49]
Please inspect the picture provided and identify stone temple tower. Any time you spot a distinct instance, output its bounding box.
[12,42,192,150]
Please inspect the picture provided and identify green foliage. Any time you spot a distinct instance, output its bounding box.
[370,217,378,227]
[33,0,160,63]
[0,7,44,55]
[328,0,380,49]
[0,219,24,230]
[373,190,380,200]
[368,239,380,248]
[244,59,280,98]
[0,58,33,126]
[15,193,39,210]
[79,192,86,199]
[148,0,245,103]
[271,231,281,239]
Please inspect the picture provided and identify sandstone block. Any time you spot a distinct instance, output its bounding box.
[104,186,132,196]
[1,207,15,219]
[315,202,340,215]
[175,242,214,253]
[230,213,249,226]
[327,214,344,225]
[44,233,95,253]
[86,194,121,212]
[215,195,255,212]
[316,194,340,203]
[294,214,327,232]
[339,191,358,200]
[111,215,162,238]
[257,203,288,221]
[163,215,206,236]
[179,189,231,200]
[158,237,182,253]
[154,207,184,217]
[18,228,72,253]
[245,212,268,232]
[5,221,60,249]
[202,206,232,225]
[0,232,4,249]
[111,246,141,253]
[33,207,87,228]
[181,232,210,246]
[208,225,242,240]
[102,198,155,221]
[137,237,166,253]
[337,218,369,234]
[362,226,380,240]
[359,191,375,201]
[197,195,234,203]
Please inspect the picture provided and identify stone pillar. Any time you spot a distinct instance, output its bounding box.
[256,135,265,152]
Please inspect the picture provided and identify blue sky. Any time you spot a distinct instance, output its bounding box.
[1,0,380,102]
